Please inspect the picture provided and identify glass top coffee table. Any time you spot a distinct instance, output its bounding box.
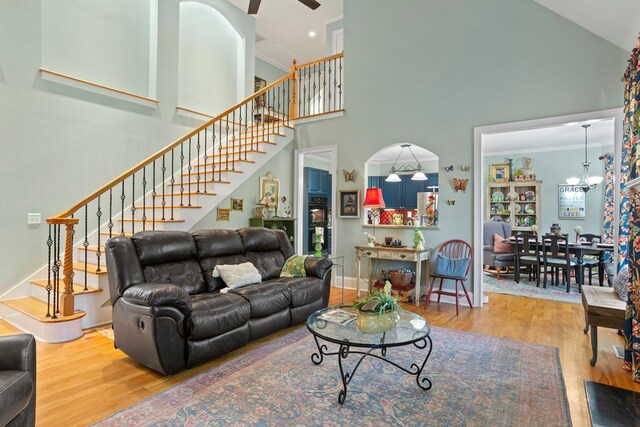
[306,306,433,404]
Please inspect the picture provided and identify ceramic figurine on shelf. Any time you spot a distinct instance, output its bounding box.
[364,232,377,247]
[413,228,425,251]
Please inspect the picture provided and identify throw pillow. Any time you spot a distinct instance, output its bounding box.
[613,266,629,301]
[213,262,261,291]
[493,233,513,254]
[433,253,471,278]
[280,255,309,278]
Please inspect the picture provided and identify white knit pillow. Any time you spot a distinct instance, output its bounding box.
[213,262,261,292]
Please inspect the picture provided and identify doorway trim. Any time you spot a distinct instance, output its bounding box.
[294,145,338,255]
[472,108,623,308]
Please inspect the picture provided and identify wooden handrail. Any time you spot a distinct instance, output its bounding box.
[295,52,343,70]
[40,68,159,104]
[48,72,292,220]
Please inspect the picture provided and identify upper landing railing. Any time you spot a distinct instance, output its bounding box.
[43,53,344,319]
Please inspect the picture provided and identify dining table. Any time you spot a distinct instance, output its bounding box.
[504,237,614,288]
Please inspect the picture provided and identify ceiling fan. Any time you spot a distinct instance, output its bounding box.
[248,0,321,14]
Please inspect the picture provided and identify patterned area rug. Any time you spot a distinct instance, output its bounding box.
[95,325,572,426]
[483,271,582,304]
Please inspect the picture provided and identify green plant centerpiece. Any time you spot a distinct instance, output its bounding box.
[352,281,401,334]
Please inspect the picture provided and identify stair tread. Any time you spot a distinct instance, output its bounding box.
[195,160,256,168]
[1,297,86,323]
[182,169,243,176]
[136,204,202,209]
[119,218,185,223]
[208,149,266,158]
[169,180,231,186]
[220,141,277,150]
[152,192,217,197]
[100,231,134,237]
[72,262,108,275]
[31,279,102,295]
[230,132,285,142]
[78,245,104,252]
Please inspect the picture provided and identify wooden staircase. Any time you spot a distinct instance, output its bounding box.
[0,122,294,342]
[0,52,345,343]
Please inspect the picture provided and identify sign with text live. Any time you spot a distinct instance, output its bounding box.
[558,184,585,219]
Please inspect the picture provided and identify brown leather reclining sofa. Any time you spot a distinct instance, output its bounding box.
[105,227,332,375]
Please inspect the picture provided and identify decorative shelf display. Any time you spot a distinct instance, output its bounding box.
[486,181,541,231]
[249,218,296,248]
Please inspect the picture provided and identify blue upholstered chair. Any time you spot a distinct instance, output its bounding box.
[483,219,514,278]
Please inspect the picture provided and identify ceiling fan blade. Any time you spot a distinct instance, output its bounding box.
[248,0,262,14]
[298,0,321,10]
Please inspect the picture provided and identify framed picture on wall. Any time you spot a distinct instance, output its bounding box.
[217,208,231,221]
[558,184,586,219]
[255,76,267,108]
[490,163,510,183]
[230,198,244,211]
[259,172,279,208]
[339,190,360,218]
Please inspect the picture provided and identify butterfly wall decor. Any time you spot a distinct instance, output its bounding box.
[343,169,355,182]
[453,178,468,193]
[460,165,470,172]
[444,165,454,172]
[446,200,456,206]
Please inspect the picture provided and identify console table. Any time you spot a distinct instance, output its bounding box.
[355,245,431,306]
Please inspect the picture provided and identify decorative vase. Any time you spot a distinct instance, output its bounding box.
[356,310,400,334]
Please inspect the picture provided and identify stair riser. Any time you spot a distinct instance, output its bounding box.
[0,303,83,343]
[71,269,109,289]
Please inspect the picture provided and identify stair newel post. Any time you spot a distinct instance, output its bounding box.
[46,217,79,317]
[290,59,297,120]
[61,220,78,316]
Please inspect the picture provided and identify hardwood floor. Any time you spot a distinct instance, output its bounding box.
[1,289,636,426]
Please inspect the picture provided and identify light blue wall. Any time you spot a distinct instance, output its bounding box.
[485,145,613,235]
[294,0,627,279]
[326,19,343,55]
[0,0,256,293]
[255,58,287,85]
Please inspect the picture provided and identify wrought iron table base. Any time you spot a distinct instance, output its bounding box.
[311,334,433,404]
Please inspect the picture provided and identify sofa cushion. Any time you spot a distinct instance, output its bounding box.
[239,228,292,280]
[280,255,308,278]
[193,229,244,258]
[246,251,286,281]
[200,255,249,292]
[143,259,207,295]
[214,262,262,290]
[493,233,513,254]
[231,281,291,318]
[280,277,324,307]
[0,371,33,426]
[133,231,197,265]
[188,293,250,340]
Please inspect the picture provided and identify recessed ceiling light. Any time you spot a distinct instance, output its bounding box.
[308,31,316,38]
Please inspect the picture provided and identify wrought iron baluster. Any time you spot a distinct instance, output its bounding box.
[333,59,338,111]
[152,161,156,229]
[120,181,125,235]
[328,61,333,112]
[170,150,175,219]
[271,88,276,133]
[179,144,185,206]
[225,116,230,173]
[51,225,58,319]
[161,154,166,219]
[323,61,327,113]
[231,111,236,171]
[251,100,256,153]
[96,195,102,275]
[339,56,343,109]
[46,225,53,317]
[286,78,290,125]
[55,224,61,315]
[84,205,89,290]
[187,138,192,206]
[142,167,147,230]
[218,120,223,182]
[277,85,281,130]
[211,124,217,186]
[298,72,302,118]
[238,106,243,162]
[131,173,136,234]
[196,133,201,193]
[243,104,248,161]
[313,63,317,114]
[203,129,207,194]
[108,189,114,239]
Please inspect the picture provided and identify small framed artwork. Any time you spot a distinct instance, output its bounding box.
[255,76,267,108]
[231,198,244,211]
[259,172,279,208]
[490,163,510,183]
[217,208,230,221]
[339,190,360,218]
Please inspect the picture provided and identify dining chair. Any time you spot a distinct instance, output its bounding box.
[425,239,472,315]
[513,231,541,287]
[578,233,603,286]
[541,233,577,293]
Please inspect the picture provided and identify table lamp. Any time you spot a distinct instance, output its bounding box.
[363,187,386,241]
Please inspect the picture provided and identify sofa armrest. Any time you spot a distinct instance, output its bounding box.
[0,334,36,373]
[122,283,192,316]
[304,257,333,279]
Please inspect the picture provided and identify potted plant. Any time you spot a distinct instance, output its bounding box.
[352,281,401,333]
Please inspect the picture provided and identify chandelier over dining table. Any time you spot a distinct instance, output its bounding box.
[566,124,603,192]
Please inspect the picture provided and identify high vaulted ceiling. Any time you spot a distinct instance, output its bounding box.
[224,1,638,73]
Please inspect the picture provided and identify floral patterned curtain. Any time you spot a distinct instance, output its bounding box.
[622,37,640,380]
[602,153,615,262]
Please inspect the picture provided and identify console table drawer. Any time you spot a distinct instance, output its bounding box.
[357,249,376,258]
[391,251,417,261]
